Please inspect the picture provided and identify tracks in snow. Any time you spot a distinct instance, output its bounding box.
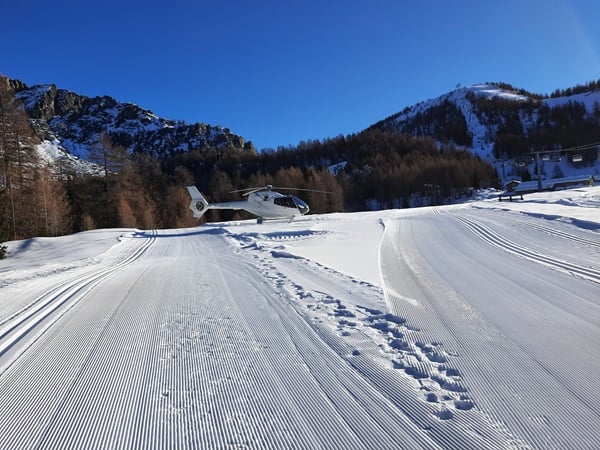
[0,231,157,373]
[232,229,516,449]
[378,211,600,449]
[517,220,600,249]
[452,214,600,284]
[2,229,439,449]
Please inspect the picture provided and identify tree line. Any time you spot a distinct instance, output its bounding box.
[1,79,72,245]
[491,99,600,160]
[1,79,500,249]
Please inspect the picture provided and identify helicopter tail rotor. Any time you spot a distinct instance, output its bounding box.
[186,186,210,219]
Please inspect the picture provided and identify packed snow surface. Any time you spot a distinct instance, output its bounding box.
[1,188,599,449]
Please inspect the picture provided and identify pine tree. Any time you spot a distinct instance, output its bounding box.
[116,196,136,228]
[86,133,131,227]
[0,76,42,240]
[36,168,73,236]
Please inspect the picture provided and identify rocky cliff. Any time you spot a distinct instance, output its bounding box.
[9,78,255,160]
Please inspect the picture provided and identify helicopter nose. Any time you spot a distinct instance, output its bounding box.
[294,197,309,215]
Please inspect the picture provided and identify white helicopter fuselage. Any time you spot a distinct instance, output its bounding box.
[244,190,309,219]
[187,186,310,222]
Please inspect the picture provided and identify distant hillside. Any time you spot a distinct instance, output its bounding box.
[370,81,600,181]
[7,77,255,163]
[0,75,258,239]
[2,73,599,243]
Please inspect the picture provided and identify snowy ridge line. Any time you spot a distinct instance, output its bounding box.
[0,231,157,370]
[452,215,600,284]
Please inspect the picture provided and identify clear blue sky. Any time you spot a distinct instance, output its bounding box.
[2,0,599,150]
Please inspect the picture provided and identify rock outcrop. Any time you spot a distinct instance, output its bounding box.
[9,78,255,160]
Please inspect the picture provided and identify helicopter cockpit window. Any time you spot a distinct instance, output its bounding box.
[293,197,309,214]
[274,197,297,208]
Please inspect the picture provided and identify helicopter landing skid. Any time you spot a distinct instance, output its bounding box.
[255,216,295,225]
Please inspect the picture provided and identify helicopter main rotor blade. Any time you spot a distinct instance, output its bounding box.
[229,185,274,195]
[229,187,259,193]
[228,185,331,196]
[271,187,332,194]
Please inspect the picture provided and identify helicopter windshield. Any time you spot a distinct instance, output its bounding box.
[274,196,297,208]
[273,196,309,214]
[293,196,309,214]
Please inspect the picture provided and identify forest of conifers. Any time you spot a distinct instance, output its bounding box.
[1,80,500,244]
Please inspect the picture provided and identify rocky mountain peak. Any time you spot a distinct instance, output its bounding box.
[8,77,255,161]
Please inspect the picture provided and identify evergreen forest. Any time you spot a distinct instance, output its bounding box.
[0,78,523,245]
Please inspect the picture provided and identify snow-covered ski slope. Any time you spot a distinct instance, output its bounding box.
[1,187,599,449]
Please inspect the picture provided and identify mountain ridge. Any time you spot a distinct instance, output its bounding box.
[372,82,600,150]
[2,74,598,239]
[4,74,599,188]
[7,77,255,164]
[369,81,600,179]
[7,75,600,179]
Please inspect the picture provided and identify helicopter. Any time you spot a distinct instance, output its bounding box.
[187,185,328,223]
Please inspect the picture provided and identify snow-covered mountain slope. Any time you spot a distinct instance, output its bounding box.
[9,78,255,163]
[1,187,599,449]
[375,83,529,158]
[372,82,600,182]
[35,138,102,175]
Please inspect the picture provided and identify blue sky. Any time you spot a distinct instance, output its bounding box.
[2,0,599,150]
